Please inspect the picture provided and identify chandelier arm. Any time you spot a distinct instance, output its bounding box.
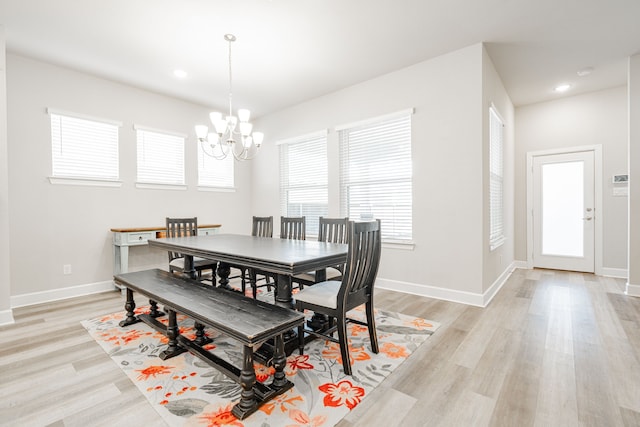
[200,140,230,160]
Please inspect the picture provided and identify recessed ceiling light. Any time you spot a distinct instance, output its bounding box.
[554,84,571,93]
[173,69,188,79]
[577,67,594,77]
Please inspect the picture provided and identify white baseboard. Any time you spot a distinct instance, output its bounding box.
[376,262,517,308]
[625,282,640,297]
[601,267,628,278]
[0,309,15,326]
[10,280,117,308]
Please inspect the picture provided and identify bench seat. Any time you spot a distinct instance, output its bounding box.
[114,268,305,420]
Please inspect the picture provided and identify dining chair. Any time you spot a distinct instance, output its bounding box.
[166,217,217,279]
[240,216,277,298]
[292,217,348,289]
[295,219,382,376]
[280,216,306,240]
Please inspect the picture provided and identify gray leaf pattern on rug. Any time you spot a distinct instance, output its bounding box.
[164,398,210,417]
[200,370,241,399]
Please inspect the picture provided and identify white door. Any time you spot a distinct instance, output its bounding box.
[532,151,595,272]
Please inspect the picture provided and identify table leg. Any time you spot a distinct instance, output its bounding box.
[183,255,196,280]
[275,274,294,309]
[216,262,233,290]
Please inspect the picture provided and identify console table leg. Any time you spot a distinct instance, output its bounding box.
[232,345,258,419]
[119,288,139,327]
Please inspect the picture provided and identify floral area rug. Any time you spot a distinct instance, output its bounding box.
[82,293,439,427]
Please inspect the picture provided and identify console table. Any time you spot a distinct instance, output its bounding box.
[111,224,221,275]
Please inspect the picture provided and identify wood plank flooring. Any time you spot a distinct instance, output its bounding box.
[1,269,639,426]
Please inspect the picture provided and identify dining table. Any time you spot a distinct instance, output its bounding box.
[148,233,348,309]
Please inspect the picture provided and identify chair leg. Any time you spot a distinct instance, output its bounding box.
[240,267,247,295]
[336,314,352,376]
[298,322,305,355]
[249,269,257,299]
[365,302,379,353]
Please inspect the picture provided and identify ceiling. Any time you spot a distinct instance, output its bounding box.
[1,0,639,117]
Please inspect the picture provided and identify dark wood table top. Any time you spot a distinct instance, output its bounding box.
[148,233,348,276]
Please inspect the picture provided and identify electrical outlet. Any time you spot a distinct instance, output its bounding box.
[63,264,72,275]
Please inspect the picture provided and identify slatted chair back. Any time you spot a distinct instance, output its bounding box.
[338,219,382,308]
[318,217,349,244]
[166,217,198,263]
[252,216,273,238]
[280,216,306,240]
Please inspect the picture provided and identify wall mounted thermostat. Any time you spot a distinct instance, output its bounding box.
[613,174,629,184]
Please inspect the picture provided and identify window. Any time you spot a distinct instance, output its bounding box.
[136,126,185,186]
[197,142,234,189]
[49,109,120,182]
[489,105,505,250]
[338,110,413,242]
[279,131,328,235]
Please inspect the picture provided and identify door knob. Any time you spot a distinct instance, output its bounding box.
[582,217,593,221]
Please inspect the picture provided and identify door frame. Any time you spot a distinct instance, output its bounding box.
[526,145,603,274]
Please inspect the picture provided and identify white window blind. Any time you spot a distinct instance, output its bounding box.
[339,112,413,241]
[136,127,185,186]
[279,132,328,235]
[50,111,120,181]
[198,143,235,188]
[489,105,505,249]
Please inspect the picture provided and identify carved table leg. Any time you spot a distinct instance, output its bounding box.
[271,334,288,389]
[193,321,212,345]
[183,255,197,280]
[216,262,233,290]
[119,288,139,327]
[231,345,258,419]
[160,309,187,360]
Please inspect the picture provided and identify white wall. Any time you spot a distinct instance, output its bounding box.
[253,43,514,305]
[6,54,253,301]
[514,86,629,272]
[482,47,515,294]
[0,27,13,324]
[628,54,640,294]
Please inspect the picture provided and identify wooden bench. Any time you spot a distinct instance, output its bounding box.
[114,268,305,420]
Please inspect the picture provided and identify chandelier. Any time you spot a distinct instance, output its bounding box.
[195,34,263,161]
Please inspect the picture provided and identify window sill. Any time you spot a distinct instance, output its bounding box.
[198,186,236,193]
[383,240,415,251]
[49,177,122,187]
[135,182,187,191]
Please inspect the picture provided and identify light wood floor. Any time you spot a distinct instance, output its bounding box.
[1,269,639,426]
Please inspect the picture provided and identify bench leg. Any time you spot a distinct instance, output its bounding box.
[231,344,258,419]
[119,288,139,327]
[148,299,164,318]
[193,321,212,346]
[272,334,288,389]
[160,309,187,360]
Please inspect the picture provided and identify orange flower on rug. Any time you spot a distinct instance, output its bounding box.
[82,304,439,427]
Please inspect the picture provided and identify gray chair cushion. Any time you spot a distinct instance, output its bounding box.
[294,280,341,309]
[169,256,215,270]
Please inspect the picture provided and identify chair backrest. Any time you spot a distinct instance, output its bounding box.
[252,216,273,238]
[339,219,382,308]
[280,216,306,240]
[318,217,349,244]
[166,217,198,261]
